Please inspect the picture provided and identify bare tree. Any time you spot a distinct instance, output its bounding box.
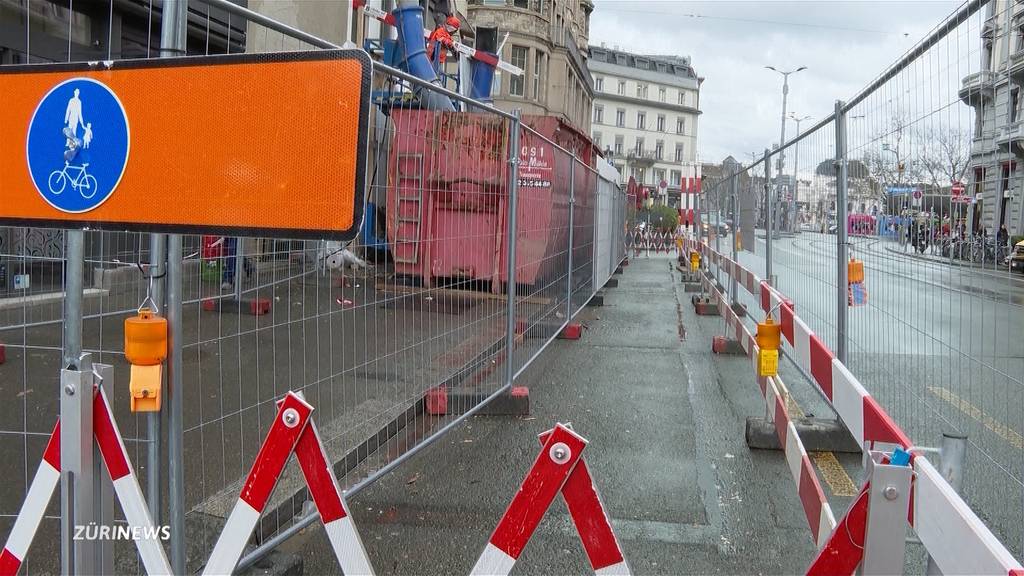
[914,124,972,191]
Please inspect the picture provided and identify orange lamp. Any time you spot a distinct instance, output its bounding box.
[124,308,167,412]
[848,259,864,284]
[756,316,781,377]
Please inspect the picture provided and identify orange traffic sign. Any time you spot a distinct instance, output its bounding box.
[0,50,371,240]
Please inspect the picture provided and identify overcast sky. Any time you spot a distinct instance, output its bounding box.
[589,0,964,166]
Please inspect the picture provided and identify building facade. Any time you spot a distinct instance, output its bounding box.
[959,0,1024,236]
[466,0,595,132]
[588,45,702,207]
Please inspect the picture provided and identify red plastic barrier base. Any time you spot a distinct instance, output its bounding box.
[712,336,745,355]
[559,323,583,340]
[201,297,272,316]
[621,258,629,267]
[426,385,448,415]
[515,319,528,336]
[0,342,5,365]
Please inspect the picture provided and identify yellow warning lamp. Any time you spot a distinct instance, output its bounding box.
[756,315,782,378]
[689,250,701,271]
[848,259,864,284]
[124,307,167,412]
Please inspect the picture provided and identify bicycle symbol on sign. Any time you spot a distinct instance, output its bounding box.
[48,161,98,198]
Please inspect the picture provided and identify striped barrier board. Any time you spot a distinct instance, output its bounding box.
[0,388,172,576]
[471,423,630,576]
[685,237,1024,575]
[203,392,373,576]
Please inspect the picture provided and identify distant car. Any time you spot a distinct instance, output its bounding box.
[799,222,815,232]
[1008,240,1024,273]
[826,222,838,234]
[702,221,730,235]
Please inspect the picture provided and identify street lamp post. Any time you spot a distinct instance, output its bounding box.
[766,65,807,235]
[788,113,811,233]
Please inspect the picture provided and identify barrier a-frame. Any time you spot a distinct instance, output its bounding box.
[0,386,172,576]
[471,423,630,575]
[202,392,373,576]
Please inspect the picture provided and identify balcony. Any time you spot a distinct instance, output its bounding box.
[626,150,660,168]
[995,120,1024,158]
[959,70,997,106]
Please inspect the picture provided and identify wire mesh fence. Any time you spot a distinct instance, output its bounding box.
[700,0,1024,559]
[0,1,628,572]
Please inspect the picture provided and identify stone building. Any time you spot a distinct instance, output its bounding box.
[466,0,595,132]
[588,45,702,207]
[959,0,1024,235]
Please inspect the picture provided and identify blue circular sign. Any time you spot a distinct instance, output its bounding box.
[26,78,130,213]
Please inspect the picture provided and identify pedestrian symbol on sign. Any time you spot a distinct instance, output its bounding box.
[26,77,129,213]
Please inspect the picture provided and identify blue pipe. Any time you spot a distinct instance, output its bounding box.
[470,54,497,102]
[393,2,455,111]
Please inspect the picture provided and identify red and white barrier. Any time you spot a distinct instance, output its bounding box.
[0,389,172,576]
[203,392,372,576]
[628,230,677,255]
[353,0,524,75]
[683,236,1024,574]
[471,424,629,576]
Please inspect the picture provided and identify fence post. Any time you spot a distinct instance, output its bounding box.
[505,111,521,388]
[861,458,913,575]
[158,2,188,572]
[925,433,968,575]
[166,235,185,574]
[729,169,739,307]
[714,182,722,285]
[763,149,773,285]
[60,230,99,575]
[567,156,576,321]
[146,233,164,525]
[835,100,849,363]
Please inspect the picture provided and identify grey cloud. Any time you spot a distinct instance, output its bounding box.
[591,0,961,163]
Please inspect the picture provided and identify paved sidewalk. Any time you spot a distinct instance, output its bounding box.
[284,256,848,574]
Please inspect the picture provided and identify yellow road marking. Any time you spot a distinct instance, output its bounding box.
[811,452,859,497]
[778,382,859,498]
[928,386,1024,450]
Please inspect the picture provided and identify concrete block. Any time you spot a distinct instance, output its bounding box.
[446,386,529,416]
[238,549,303,576]
[711,336,745,355]
[604,278,618,289]
[683,283,703,293]
[731,302,748,318]
[694,301,719,316]
[587,292,605,307]
[614,265,623,275]
[745,416,861,453]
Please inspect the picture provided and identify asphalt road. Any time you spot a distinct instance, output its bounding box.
[727,231,1024,560]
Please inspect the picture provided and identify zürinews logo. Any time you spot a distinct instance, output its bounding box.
[26,77,130,213]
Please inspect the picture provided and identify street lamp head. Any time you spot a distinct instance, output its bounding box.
[796,66,807,72]
[766,65,777,72]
